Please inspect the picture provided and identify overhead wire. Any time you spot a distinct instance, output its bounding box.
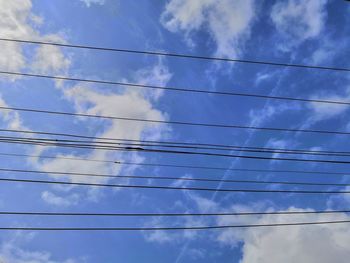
[1,70,350,106]
[0,128,348,155]
[1,220,350,231]
[1,167,350,187]
[2,105,350,136]
[0,209,350,217]
[2,136,350,164]
[1,129,350,156]
[1,151,350,177]
[1,177,350,194]
[1,38,349,233]
[0,37,349,72]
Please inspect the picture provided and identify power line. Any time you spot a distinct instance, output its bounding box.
[1,177,350,194]
[2,105,350,136]
[4,135,350,158]
[3,136,350,164]
[1,220,350,231]
[0,38,349,72]
[2,151,350,177]
[1,70,350,106]
[1,129,350,156]
[0,209,350,217]
[2,129,350,157]
[2,167,350,187]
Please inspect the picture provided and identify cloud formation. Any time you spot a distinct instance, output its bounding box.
[226,210,350,263]
[161,0,256,58]
[0,233,78,263]
[32,44,71,74]
[0,1,172,207]
[270,0,328,50]
[79,0,105,7]
[32,60,172,206]
[307,88,350,122]
[0,0,69,77]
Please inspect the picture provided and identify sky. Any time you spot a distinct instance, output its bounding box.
[0,0,349,262]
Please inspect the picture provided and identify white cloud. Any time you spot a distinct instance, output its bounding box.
[31,45,71,74]
[79,0,105,7]
[0,233,79,263]
[0,0,70,193]
[32,62,172,206]
[161,0,256,58]
[308,89,350,122]
[143,195,271,249]
[248,102,301,128]
[271,0,328,50]
[0,0,69,77]
[309,30,349,65]
[145,229,173,244]
[0,96,24,130]
[41,191,79,207]
[310,43,336,65]
[0,0,33,73]
[132,59,172,101]
[143,193,217,245]
[254,71,277,86]
[265,138,294,161]
[218,209,350,263]
[63,88,168,144]
[0,1,171,207]
[144,215,202,244]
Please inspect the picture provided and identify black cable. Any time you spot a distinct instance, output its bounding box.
[1,209,350,217]
[1,167,350,187]
[1,220,350,231]
[2,105,350,136]
[2,177,350,194]
[1,70,350,106]
[2,137,350,164]
[2,132,350,157]
[4,136,350,157]
[1,38,349,72]
[2,151,350,177]
[4,128,350,156]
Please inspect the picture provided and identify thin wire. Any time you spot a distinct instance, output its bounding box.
[0,129,350,155]
[2,137,350,164]
[1,220,350,231]
[1,177,350,194]
[1,167,350,187]
[2,131,350,157]
[2,105,350,136]
[1,209,350,217]
[1,38,349,72]
[1,70,350,106]
[1,151,350,177]
[4,136,350,157]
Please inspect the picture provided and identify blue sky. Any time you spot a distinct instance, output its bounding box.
[0,0,349,262]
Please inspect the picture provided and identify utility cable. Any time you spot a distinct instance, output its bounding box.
[0,37,349,72]
[1,177,350,194]
[1,70,350,106]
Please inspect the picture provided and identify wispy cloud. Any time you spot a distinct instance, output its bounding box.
[0,0,69,80]
[0,232,80,262]
[0,1,173,207]
[161,0,256,58]
[230,209,350,263]
[307,88,350,122]
[270,0,328,51]
[79,0,106,7]
[31,60,172,206]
